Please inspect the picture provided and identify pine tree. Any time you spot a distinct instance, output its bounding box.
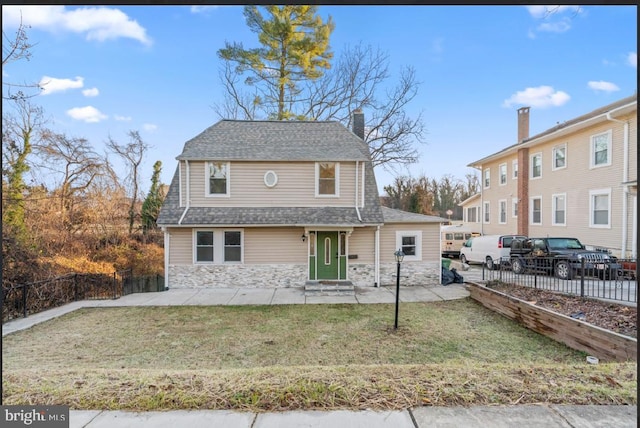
[141,160,163,234]
[218,5,334,120]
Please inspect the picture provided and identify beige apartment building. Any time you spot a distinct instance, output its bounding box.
[462,94,637,258]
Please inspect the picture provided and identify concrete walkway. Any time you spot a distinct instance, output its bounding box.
[3,281,636,427]
[2,284,470,336]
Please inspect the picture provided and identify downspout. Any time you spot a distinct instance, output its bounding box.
[375,225,380,287]
[354,161,362,222]
[606,112,628,256]
[163,227,170,289]
[178,160,190,225]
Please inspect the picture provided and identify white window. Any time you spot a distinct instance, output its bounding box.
[530,153,542,179]
[499,199,507,224]
[552,193,566,226]
[206,161,230,196]
[395,230,422,261]
[483,201,490,224]
[589,188,611,228]
[512,197,518,218]
[590,130,612,168]
[499,163,507,185]
[194,229,243,264]
[224,231,242,262]
[512,160,518,179]
[483,168,490,188]
[552,144,567,170]
[466,206,477,223]
[530,196,542,225]
[316,162,340,197]
[195,230,214,263]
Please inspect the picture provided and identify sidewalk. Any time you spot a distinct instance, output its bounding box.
[70,405,637,428]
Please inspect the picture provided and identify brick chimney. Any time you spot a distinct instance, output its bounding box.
[517,107,530,143]
[352,108,364,140]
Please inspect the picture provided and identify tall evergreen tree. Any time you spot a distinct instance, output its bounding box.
[218,5,334,120]
[141,160,164,233]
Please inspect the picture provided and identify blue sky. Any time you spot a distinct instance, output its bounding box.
[2,5,637,194]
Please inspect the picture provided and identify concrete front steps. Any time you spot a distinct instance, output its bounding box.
[304,281,355,296]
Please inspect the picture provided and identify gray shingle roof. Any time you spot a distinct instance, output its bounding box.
[177,120,371,161]
[157,119,385,227]
[381,206,448,223]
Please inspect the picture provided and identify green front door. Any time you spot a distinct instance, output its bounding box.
[316,231,339,280]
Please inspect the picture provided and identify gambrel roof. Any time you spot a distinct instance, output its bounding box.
[158,119,384,227]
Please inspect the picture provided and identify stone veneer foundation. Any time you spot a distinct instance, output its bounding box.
[169,262,441,288]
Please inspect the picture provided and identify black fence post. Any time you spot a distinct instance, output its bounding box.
[580,258,585,298]
[113,271,117,300]
[74,273,79,301]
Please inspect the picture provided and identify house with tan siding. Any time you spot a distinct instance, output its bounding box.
[462,94,637,258]
[157,111,447,289]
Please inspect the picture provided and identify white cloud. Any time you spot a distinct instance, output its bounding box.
[588,81,620,93]
[536,19,571,34]
[114,115,132,121]
[503,86,570,109]
[190,6,219,14]
[142,123,158,132]
[2,5,151,46]
[82,87,99,97]
[39,75,84,95]
[526,6,580,19]
[628,52,637,69]
[66,106,108,123]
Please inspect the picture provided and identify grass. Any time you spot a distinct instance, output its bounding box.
[2,299,637,410]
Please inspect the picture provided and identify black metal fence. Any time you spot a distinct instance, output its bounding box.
[480,257,637,304]
[1,270,165,323]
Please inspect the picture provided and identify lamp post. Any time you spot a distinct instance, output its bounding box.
[394,249,405,330]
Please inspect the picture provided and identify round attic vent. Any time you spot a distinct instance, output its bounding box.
[264,170,278,188]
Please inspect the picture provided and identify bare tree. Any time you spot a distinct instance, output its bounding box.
[2,16,41,100]
[214,42,426,170]
[34,131,104,225]
[106,130,149,235]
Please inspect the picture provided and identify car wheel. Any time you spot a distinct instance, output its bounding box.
[460,254,468,264]
[512,258,524,274]
[555,260,573,280]
[486,256,495,270]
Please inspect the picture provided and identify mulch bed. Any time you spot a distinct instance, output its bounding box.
[485,281,637,339]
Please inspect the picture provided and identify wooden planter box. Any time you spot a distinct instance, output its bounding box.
[467,283,637,362]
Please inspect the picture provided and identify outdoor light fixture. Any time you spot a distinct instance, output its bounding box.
[394,249,405,329]
[301,233,306,242]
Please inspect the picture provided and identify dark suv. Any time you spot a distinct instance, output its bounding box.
[510,237,622,280]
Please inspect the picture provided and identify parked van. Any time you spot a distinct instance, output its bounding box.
[441,224,481,258]
[460,234,526,269]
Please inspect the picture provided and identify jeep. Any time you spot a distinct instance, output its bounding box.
[510,237,622,280]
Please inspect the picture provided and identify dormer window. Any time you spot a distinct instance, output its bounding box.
[207,161,229,196]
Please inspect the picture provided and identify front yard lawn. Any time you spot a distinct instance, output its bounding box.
[2,299,636,410]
